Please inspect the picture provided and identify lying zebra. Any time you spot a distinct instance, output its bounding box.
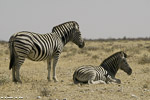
[73,51,132,84]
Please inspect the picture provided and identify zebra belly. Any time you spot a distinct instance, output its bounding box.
[27,40,53,61]
[94,71,107,82]
[94,74,107,82]
[76,75,90,82]
[27,48,50,61]
[75,69,97,82]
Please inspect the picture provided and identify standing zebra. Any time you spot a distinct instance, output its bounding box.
[9,21,85,83]
[73,51,132,84]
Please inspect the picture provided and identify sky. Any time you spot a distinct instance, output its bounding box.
[0,0,150,41]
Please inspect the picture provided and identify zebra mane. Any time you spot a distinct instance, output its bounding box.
[52,21,79,44]
[100,51,127,76]
[52,21,79,33]
[102,51,127,63]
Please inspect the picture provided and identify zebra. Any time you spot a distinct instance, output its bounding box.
[73,51,132,84]
[9,21,85,83]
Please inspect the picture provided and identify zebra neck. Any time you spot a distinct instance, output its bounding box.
[107,65,119,77]
[58,32,72,46]
[101,59,119,76]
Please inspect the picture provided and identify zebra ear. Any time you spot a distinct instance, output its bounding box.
[120,51,127,58]
[73,23,79,30]
[124,53,127,58]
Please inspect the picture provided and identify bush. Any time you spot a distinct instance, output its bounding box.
[92,55,99,60]
[0,75,10,85]
[41,88,51,97]
[4,49,9,55]
[83,46,99,51]
[0,50,3,56]
[138,54,150,64]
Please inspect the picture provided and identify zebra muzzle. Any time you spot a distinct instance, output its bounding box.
[79,41,85,48]
[127,68,132,75]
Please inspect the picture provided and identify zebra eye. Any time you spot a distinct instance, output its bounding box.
[76,31,80,34]
[124,60,128,65]
[78,33,81,36]
[124,61,127,64]
[122,58,126,63]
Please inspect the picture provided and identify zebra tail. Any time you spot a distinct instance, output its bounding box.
[9,37,15,70]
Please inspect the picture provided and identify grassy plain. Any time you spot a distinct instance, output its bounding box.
[0,40,150,100]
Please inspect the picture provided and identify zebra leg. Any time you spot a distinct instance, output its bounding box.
[12,66,17,82]
[89,80,106,84]
[15,57,25,83]
[52,54,59,82]
[107,76,121,84]
[16,65,22,83]
[47,58,51,82]
[112,78,121,84]
[88,73,106,84]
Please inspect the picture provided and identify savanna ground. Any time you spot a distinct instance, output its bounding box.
[0,39,150,100]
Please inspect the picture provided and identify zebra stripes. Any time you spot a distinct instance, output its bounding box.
[9,21,85,83]
[73,51,132,84]
[73,65,109,84]
[52,21,84,48]
[100,51,130,77]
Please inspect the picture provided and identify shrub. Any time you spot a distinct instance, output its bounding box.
[0,50,3,56]
[4,49,9,55]
[0,75,10,85]
[83,46,99,51]
[92,55,99,60]
[62,48,77,58]
[141,67,150,73]
[138,54,150,64]
[41,88,51,97]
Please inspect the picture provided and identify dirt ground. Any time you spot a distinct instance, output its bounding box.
[0,40,150,100]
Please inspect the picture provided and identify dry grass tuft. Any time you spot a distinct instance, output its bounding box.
[83,46,99,51]
[0,50,3,56]
[143,84,149,89]
[92,55,99,60]
[138,54,150,64]
[0,75,10,85]
[4,49,9,55]
[40,88,51,97]
[141,67,150,73]
[142,80,150,89]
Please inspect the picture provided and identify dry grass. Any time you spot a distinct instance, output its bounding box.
[0,40,150,100]
[138,54,150,64]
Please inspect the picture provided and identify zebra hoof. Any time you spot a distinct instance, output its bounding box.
[17,80,22,84]
[53,78,58,82]
[13,79,22,83]
[53,77,58,82]
[14,80,22,84]
[13,79,18,83]
[48,79,52,82]
[47,77,51,82]
[54,79,58,82]
[116,79,121,84]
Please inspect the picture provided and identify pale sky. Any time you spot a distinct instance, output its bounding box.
[0,0,150,41]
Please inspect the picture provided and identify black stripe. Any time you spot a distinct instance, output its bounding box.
[31,34,43,59]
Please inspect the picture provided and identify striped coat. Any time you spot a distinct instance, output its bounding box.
[73,51,132,84]
[9,21,85,83]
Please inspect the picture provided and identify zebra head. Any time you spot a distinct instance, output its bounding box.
[52,21,85,48]
[118,52,132,75]
[100,51,132,77]
[71,25,85,48]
